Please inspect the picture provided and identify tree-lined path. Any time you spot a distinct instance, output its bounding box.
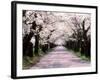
[30,46,90,69]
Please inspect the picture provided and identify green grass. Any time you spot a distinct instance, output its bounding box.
[23,48,45,69]
[23,56,41,69]
[66,48,90,61]
[75,52,90,61]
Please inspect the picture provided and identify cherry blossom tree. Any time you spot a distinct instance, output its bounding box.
[23,11,58,56]
[68,14,91,57]
[22,10,91,58]
[23,10,44,56]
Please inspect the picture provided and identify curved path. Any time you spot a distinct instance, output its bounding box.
[30,46,90,69]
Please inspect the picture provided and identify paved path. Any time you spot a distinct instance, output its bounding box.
[30,46,90,69]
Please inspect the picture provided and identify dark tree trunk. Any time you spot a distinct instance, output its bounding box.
[23,32,34,57]
[34,34,39,56]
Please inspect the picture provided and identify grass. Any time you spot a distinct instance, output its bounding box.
[67,48,90,61]
[23,48,45,69]
[23,56,41,69]
[75,52,90,61]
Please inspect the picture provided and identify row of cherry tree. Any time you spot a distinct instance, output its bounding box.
[23,11,61,57]
[65,15,91,58]
[22,10,91,58]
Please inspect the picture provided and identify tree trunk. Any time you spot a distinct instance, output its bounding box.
[23,32,34,57]
[34,34,39,56]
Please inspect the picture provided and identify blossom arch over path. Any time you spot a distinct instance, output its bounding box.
[22,10,91,69]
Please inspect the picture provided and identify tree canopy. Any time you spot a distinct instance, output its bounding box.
[22,10,91,57]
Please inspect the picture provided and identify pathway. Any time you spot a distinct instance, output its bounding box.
[30,46,90,69]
